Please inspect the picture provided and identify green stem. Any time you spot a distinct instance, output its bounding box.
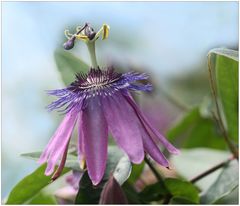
[144,156,164,183]
[87,41,98,68]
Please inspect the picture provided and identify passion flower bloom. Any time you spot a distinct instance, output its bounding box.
[38,67,179,185]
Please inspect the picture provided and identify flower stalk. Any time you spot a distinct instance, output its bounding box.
[144,156,164,183]
[86,41,98,68]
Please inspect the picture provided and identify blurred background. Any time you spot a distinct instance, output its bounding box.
[2,1,238,199]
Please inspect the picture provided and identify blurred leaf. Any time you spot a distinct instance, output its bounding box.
[169,196,196,204]
[164,178,199,203]
[208,48,238,142]
[28,192,57,204]
[201,160,238,204]
[165,66,210,107]
[21,152,83,172]
[128,162,145,184]
[171,148,230,191]
[6,164,69,204]
[54,49,89,85]
[139,181,168,203]
[167,107,226,150]
[75,146,129,204]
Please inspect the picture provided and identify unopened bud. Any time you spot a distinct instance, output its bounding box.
[99,175,128,204]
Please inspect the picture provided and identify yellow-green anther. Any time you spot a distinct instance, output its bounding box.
[94,24,110,41]
[102,24,110,40]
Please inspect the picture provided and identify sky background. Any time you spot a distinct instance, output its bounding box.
[2,1,238,198]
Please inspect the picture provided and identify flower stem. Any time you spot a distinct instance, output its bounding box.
[144,156,164,182]
[87,41,98,68]
[190,155,234,184]
[207,54,238,160]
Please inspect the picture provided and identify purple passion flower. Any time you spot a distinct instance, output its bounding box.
[38,67,179,185]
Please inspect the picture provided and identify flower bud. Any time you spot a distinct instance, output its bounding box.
[99,175,128,204]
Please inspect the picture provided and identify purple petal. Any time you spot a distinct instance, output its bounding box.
[77,112,85,168]
[125,94,180,155]
[102,92,144,164]
[38,110,78,175]
[140,126,169,167]
[81,97,108,185]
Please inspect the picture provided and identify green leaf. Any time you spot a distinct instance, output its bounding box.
[75,172,104,204]
[54,49,89,85]
[6,164,70,204]
[21,152,83,172]
[128,162,145,184]
[169,196,197,204]
[75,146,130,204]
[208,48,238,142]
[164,178,200,203]
[167,107,226,150]
[208,48,238,61]
[139,181,168,203]
[28,192,57,204]
[201,160,238,204]
[122,182,142,204]
[170,148,230,191]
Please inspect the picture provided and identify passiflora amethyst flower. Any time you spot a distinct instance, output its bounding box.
[38,67,180,185]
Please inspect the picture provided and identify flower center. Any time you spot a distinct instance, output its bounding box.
[70,68,122,95]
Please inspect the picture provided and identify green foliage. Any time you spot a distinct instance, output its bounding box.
[122,182,143,204]
[75,172,104,204]
[54,49,89,85]
[169,196,197,204]
[201,160,239,204]
[164,178,199,203]
[28,192,57,204]
[167,107,226,150]
[209,48,238,142]
[6,164,69,204]
[128,162,145,184]
[139,181,168,203]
